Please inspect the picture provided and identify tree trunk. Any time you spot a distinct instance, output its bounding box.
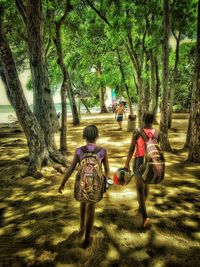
[150,50,157,120]
[99,86,108,113]
[97,62,108,113]
[155,54,160,122]
[117,49,133,116]
[185,81,195,148]
[60,80,67,152]
[144,51,150,111]
[168,31,181,129]
[81,99,91,113]
[0,16,48,177]
[188,0,200,162]
[160,0,171,151]
[26,0,59,149]
[137,75,146,128]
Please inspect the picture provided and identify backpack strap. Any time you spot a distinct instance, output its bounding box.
[140,128,149,142]
[140,128,159,142]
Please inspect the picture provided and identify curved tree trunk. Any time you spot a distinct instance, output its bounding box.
[188,0,200,162]
[160,0,171,151]
[0,16,48,177]
[168,31,181,129]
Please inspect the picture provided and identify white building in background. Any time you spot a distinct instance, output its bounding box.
[0,69,33,105]
[0,69,62,105]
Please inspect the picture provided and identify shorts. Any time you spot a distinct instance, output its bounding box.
[133,156,144,177]
[116,115,123,121]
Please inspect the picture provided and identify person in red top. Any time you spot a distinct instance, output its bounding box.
[125,112,160,228]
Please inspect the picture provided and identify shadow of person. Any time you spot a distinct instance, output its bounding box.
[50,227,109,266]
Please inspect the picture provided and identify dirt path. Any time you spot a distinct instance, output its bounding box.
[0,113,199,267]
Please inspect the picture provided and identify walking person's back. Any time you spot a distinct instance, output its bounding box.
[58,125,110,248]
[125,112,160,228]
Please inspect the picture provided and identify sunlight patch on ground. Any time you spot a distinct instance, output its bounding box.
[108,188,137,199]
[16,248,35,262]
[15,228,32,239]
[27,205,55,215]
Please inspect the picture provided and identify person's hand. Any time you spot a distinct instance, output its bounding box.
[58,184,65,193]
[124,165,130,171]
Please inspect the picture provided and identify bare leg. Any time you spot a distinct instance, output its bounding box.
[135,176,147,222]
[78,202,86,236]
[144,184,149,201]
[117,121,122,130]
[82,202,95,248]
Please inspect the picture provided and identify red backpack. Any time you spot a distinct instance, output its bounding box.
[140,129,165,184]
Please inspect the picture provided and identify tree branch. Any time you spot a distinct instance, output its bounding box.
[86,0,111,26]
[57,0,73,27]
[15,0,27,25]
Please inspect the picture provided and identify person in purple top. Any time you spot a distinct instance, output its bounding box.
[58,125,110,248]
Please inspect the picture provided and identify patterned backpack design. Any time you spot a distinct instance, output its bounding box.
[74,147,105,202]
[140,129,165,184]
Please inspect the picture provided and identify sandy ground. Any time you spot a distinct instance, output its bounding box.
[0,113,200,267]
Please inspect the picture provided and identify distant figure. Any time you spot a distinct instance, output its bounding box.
[124,112,160,229]
[115,102,126,130]
[58,125,110,249]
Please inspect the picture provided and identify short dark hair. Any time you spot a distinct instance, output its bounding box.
[143,111,154,124]
[83,125,99,142]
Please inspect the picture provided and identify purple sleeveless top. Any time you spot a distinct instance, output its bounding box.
[76,144,106,163]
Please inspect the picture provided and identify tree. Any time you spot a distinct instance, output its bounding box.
[53,0,80,153]
[15,0,68,164]
[160,0,171,151]
[0,7,48,177]
[188,0,200,162]
[117,48,133,116]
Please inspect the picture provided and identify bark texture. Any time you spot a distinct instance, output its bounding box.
[0,15,48,177]
[188,0,200,162]
[168,31,181,129]
[160,0,171,151]
[150,50,158,121]
[125,32,146,128]
[97,62,108,113]
[26,0,58,149]
[117,49,133,116]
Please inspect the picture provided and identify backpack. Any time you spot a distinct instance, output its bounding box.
[74,147,106,203]
[139,129,165,184]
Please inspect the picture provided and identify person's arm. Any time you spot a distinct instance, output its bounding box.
[124,133,137,169]
[102,150,110,179]
[58,152,79,193]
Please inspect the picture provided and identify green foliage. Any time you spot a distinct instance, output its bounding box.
[0,0,198,110]
[169,41,196,109]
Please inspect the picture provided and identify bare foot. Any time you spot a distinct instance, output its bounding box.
[81,237,93,249]
[143,218,151,229]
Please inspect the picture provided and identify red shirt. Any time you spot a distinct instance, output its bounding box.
[135,128,156,158]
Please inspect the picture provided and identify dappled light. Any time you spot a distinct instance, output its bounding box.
[0,113,200,266]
